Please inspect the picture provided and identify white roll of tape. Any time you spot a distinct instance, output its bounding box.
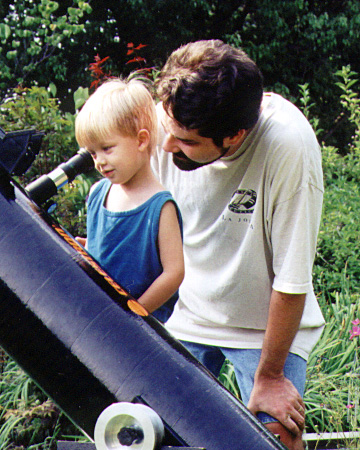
[94,402,165,450]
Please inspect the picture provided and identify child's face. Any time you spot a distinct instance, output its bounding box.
[86,131,148,186]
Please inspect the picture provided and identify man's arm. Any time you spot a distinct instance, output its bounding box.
[247,290,306,436]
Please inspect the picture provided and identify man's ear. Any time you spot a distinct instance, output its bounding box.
[137,129,151,152]
[223,129,247,148]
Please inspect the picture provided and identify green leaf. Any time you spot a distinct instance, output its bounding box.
[48,83,57,97]
[6,50,17,60]
[0,24,11,41]
[73,86,89,110]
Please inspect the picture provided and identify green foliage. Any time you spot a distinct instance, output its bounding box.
[224,1,360,148]
[0,84,76,181]
[305,276,360,436]
[73,86,89,111]
[0,83,94,236]
[313,67,360,299]
[335,65,360,154]
[2,0,360,140]
[0,0,92,99]
[314,146,360,299]
[297,83,323,136]
[300,69,360,437]
[52,173,97,237]
[0,357,80,449]
[235,1,360,98]
[218,360,240,399]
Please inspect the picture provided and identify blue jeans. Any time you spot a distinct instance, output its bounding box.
[182,341,307,424]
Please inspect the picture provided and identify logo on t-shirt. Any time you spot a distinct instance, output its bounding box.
[228,189,257,214]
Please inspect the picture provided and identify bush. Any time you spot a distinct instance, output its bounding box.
[314,67,360,300]
[0,83,94,236]
[0,84,76,182]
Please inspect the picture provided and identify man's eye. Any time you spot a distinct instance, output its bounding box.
[181,140,197,147]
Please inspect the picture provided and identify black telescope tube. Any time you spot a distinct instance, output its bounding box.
[26,148,94,205]
[0,177,287,450]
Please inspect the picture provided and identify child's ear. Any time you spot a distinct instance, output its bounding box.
[137,129,151,152]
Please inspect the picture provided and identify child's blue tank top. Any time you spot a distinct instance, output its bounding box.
[86,178,182,321]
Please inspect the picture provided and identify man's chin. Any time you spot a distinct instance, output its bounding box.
[172,147,230,171]
[172,153,210,171]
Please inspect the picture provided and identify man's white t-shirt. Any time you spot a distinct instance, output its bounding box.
[152,93,325,360]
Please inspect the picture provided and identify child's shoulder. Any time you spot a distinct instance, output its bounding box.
[88,178,109,202]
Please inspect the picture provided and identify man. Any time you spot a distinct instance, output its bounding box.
[152,39,325,450]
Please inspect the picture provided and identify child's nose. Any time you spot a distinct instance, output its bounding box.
[95,153,107,167]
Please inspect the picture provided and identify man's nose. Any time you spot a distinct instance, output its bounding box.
[162,134,180,153]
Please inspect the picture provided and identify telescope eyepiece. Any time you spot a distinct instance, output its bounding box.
[58,148,94,183]
[26,148,94,206]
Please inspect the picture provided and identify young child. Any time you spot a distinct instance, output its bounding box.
[75,77,184,322]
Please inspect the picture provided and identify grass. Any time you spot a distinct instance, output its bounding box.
[305,273,360,438]
[0,358,82,449]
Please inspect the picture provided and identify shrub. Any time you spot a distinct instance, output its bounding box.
[314,67,360,301]
[0,83,94,236]
[0,84,76,182]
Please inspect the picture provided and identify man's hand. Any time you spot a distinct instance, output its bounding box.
[247,373,305,436]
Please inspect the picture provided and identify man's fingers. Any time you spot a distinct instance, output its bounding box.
[282,415,299,436]
[281,410,305,435]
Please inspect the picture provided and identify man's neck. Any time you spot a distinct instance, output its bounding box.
[224,128,252,158]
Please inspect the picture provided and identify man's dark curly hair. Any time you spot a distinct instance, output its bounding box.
[156,40,264,147]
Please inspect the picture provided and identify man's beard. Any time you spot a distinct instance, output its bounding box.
[172,148,230,171]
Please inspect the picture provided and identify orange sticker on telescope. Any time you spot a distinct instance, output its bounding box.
[127,299,149,317]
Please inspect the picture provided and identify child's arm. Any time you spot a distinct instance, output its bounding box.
[137,201,184,314]
[75,237,87,247]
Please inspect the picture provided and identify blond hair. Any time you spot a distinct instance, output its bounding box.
[75,77,157,151]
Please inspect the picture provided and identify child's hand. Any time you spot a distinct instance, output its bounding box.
[75,236,87,247]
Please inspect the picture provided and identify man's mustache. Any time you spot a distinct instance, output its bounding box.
[172,147,230,171]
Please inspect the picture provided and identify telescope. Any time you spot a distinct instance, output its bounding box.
[0,128,286,450]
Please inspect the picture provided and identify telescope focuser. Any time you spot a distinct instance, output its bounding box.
[0,127,44,177]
